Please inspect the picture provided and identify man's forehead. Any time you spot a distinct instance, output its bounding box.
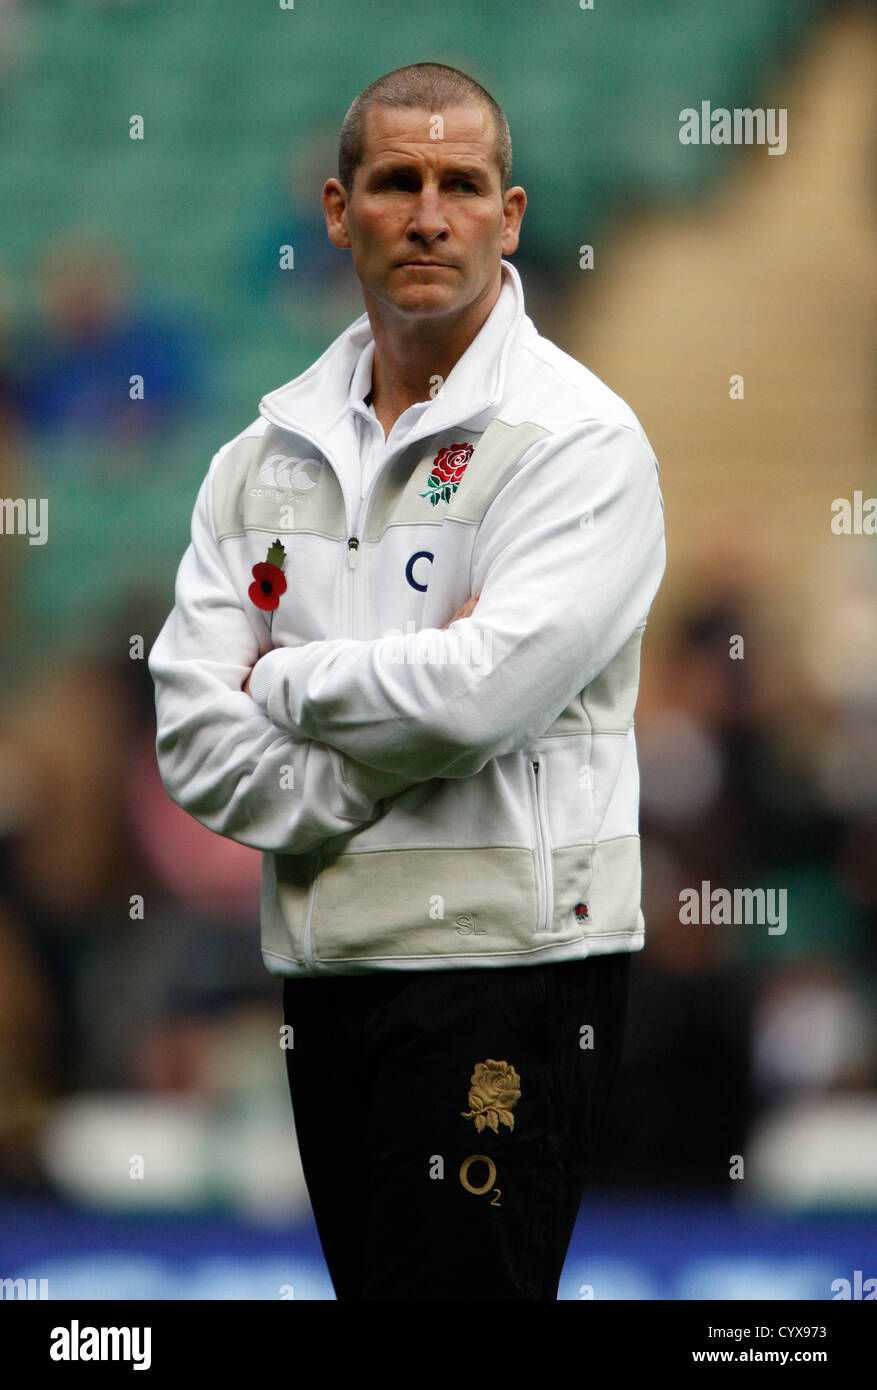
[363,102,493,160]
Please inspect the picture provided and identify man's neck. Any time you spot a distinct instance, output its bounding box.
[366,273,502,438]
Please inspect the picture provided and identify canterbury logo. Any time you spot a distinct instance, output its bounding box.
[259,454,321,490]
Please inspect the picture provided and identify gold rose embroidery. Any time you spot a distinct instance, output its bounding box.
[460,1059,521,1134]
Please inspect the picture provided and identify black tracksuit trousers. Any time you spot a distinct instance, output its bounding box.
[281,951,630,1300]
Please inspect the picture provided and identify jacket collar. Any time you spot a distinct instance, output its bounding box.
[258,259,528,455]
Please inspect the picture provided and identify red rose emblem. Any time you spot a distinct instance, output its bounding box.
[420,443,474,506]
[432,445,472,484]
[248,562,287,611]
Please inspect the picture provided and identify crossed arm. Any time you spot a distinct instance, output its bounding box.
[240,591,481,696]
[241,419,666,784]
[152,419,664,854]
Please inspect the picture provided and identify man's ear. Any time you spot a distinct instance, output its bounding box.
[500,186,527,257]
[323,179,351,250]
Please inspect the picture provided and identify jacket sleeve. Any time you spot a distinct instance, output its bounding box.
[248,418,666,780]
[148,459,423,854]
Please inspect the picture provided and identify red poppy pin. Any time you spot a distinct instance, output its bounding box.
[248,539,287,632]
[420,443,474,506]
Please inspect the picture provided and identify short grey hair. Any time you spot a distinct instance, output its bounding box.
[338,62,512,196]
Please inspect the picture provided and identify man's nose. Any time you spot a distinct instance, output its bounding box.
[407,185,449,239]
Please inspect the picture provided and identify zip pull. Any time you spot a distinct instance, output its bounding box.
[347,536,359,569]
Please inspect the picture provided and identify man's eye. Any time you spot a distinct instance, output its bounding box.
[379,177,476,192]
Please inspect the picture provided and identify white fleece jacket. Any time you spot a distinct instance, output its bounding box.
[149,260,666,974]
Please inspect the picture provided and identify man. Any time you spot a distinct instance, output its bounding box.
[149,62,666,1300]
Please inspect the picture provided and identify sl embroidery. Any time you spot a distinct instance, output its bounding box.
[420,443,474,506]
[248,538,287,633]
[461,1059,521,1134]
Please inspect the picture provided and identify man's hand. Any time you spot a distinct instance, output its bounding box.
[441,590,481,629]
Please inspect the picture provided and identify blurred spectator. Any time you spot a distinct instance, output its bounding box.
[16,232,203,452]
[751,959,877,1099]
[0,607,266,1104]
[243,127,369,339]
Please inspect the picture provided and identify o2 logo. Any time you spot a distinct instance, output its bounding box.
[459,1154,501,1207]
[405,551,434,592]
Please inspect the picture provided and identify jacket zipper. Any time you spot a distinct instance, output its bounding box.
[345,433,392,636]
[529,756,554,932]
[347,536,359,635]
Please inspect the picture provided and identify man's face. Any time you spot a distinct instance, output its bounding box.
[323,103,525,324]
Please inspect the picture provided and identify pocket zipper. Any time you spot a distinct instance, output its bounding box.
[530,756,554,933]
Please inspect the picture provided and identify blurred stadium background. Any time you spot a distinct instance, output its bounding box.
[0,0,875,1299]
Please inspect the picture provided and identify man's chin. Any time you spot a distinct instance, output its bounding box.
[374,285,464,318]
